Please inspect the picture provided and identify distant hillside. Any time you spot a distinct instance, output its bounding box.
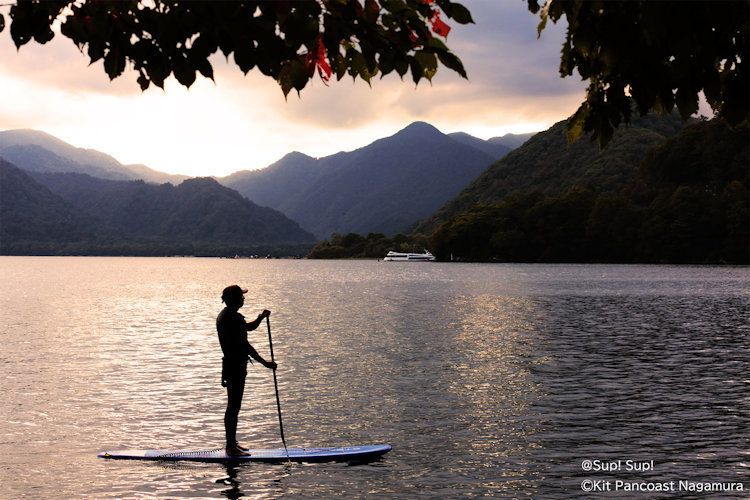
[222,151,320,211]
[31,172,316,244]
[428,118,748,264]
[627,119,749,202]
[446,131,536,155]
[0,129,187,184]
[1,160,316,255]
[625,119,748,263]
[222,122,499,239]
[487,132,537,150]
[0,160,106,253]
[446,132,511,159]
[414,112,686,234]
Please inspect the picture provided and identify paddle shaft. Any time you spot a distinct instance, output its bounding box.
[266,316,289,456]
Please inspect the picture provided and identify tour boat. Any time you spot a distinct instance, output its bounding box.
[383,250,436,262]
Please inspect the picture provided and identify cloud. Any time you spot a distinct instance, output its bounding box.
[0,30,142,97]
[0,1,589,176]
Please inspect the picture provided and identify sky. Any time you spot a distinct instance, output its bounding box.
[0,1,589,178]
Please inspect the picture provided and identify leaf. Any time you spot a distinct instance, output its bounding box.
[137,71,150,91]
[173,57,197,87]
[87,41,105,63]
[548,0,565,22]
[346,48,371,82]
[595,119,614,150]
[103,47,126,80]
[9,3,33,47]
[196,59,214,81]
[191,33,218,59]
[409,57,422,85]
[566,103,589,143]
[333,54,348,81]
[146,59,171,89]
[233,46,256,74]
[415,51,437,81]
[436,50,466,78]
[278,59,309,98]
[378,50,395,75]
[32,23,54,44]
[445,3,473,24]
[425,37,449,51]
[536,10,548,38]
[394,55,409,78]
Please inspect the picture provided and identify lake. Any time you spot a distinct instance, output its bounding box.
[1,257,748,498]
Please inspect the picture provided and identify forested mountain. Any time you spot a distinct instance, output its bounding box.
[415,112,686,234]
[32,171,316,243]
[1,160,107,253]
[221,151,320,211]
[447,131,536,156]
[486,132,537,150]
[222,122,502,238]
[7,116,743,263]
[428,119,748,264]
[446,132,512,159]
[1,161,316,255]
[3,125,526,242]
[0,129,187,184]
[623,119,748,263]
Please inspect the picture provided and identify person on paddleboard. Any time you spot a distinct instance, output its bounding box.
[217,284,277,456]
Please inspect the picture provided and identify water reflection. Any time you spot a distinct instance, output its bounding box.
[1,258,748,498]
[216,464,243,499]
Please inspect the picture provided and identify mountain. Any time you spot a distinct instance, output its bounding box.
[487,132,537,150]
[0,129,187,184]
[1,159,316,255]
[2,125,527,241]
[30,172,316,244]
[427,118,748,264]
[446,131,537,156]
[222,151,320,211]
[626,119,749,202]
[446,132,512,159]
[0,160,108,253]
[414,112,687,234]
[222,122,500,239]
[624,119,748,263]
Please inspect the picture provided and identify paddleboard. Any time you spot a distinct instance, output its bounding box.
[98,444,391,463]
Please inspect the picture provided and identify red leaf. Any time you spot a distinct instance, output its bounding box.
[408,27,418,44]
[430,13,450,37]
[305,37,331,84]
[420,0,450,38]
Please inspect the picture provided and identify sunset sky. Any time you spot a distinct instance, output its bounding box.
[0,1,589,178]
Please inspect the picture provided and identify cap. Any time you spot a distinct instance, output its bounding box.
[221,285,247,303]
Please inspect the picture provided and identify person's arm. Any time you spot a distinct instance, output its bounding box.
[246,344,277,370]
[244,309,275,369]
[246,309,271,331]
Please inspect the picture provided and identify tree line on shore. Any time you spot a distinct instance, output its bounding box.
[309,119,749,264]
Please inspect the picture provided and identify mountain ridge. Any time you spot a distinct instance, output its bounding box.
[1,159,316,255]
[221,121,511,238]
[2,123,535,241]
[0,129,188,184]
[29,170,316,244]
[413,112,688,234]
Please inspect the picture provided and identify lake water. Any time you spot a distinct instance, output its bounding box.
[1,257,748,498]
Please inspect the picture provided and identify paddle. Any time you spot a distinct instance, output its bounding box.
[266,316,289,458]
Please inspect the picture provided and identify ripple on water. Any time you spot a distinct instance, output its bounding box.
[1,258,747,498]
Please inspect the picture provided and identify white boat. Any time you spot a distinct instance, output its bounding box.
[383,250,436,262]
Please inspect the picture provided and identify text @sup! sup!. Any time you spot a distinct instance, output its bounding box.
[582,459,654,472]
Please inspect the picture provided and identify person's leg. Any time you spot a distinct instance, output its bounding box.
[224,378,246,453]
